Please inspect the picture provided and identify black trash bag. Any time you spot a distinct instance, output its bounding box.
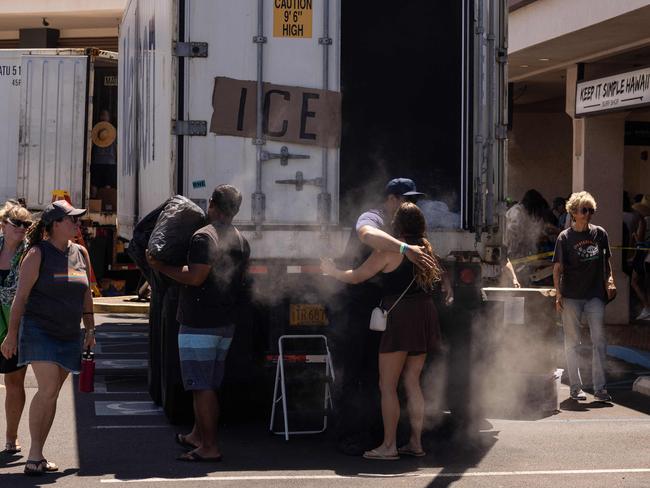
[127,197,173,282]
[147,195,207,265]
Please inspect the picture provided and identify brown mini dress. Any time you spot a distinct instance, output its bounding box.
[378,258,441,355]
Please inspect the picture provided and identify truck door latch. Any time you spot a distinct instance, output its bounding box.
[173,42,208,58]
[261,146,310,166]
[275,171,323,191]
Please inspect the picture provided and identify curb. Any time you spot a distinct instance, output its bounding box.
[633,376,650,397]
[93,295,149,314]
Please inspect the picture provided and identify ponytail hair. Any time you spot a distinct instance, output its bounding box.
[25,219,47,253]
[392,202,443,290]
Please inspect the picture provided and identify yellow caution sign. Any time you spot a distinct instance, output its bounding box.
[273,0,313,38]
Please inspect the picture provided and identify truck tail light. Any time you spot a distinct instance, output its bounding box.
[459,268,477,285]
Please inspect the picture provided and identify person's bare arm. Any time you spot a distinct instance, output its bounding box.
[605,257,616,300]
[321,250,390,284]
[504,258,521,288]
[0,247,40,359]
[146,251,211,287]
[358,225,435,271]
[79,246,96,350]
[553,262,563,312]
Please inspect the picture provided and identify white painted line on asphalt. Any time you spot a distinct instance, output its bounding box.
[96,332,148,339]
[100,468,650,483]
[96,359,148,370]
[95,401,164,416]
[92,425,169,429]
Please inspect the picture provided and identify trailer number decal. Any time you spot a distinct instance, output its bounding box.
[273,0,313,38]
[290,304,329,326]
[0,64,21,86]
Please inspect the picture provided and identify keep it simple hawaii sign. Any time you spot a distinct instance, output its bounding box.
[576,67,650,115]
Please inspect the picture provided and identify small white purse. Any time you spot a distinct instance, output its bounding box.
[369,277,415,332]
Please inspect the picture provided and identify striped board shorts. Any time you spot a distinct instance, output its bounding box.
[178,324,235,391]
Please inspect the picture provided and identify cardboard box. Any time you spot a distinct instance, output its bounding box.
[88,199,102,213]
[97,187,117,212]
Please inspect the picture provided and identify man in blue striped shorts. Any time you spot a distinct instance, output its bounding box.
[147,184,250,462]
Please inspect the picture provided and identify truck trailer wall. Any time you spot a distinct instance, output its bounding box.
[18,55,88,209]
[0,52,22,205]
[118,0,176,240]
[182,0,340,226]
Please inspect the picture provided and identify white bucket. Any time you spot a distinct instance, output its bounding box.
[553,368,564,411]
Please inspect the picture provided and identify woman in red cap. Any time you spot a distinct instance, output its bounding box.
[0,200,96,475]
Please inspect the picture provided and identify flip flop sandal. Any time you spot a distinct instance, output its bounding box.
[177,451,223,463]
[362,449,400,460]
[2,442,21,454]
[24,460,44,476]
[40,459,59,472]
[175,433,199,450]
[398,446,426,457]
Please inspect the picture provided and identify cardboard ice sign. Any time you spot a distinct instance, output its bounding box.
[210,76,341,148]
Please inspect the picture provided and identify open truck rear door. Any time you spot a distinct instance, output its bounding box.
[18,55,88,209]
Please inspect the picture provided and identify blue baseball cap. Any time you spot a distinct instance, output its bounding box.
[384,178,426,198]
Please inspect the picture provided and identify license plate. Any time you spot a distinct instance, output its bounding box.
[289,304,329,326]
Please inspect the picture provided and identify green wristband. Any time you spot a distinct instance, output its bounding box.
[399,243,408,255]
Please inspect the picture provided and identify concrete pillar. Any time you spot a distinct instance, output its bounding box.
[566,65,629,324]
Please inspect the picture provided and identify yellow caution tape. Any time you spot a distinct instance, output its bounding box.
[510,245,650,266]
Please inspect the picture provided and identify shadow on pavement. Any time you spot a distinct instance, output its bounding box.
[0,466,79,487]
[72,393,500,482]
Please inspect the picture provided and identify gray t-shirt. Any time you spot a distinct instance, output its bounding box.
[553,224,610,301]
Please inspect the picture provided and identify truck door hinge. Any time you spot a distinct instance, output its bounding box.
[261,146,310,166]
[173,42,208,58]
[496,125,508,140]
[497,48,508,64]
[275,171,323,191]
[172,120,207,136]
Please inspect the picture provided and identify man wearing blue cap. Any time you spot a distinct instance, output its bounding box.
[355,178,434,269]
[332,178,435,455]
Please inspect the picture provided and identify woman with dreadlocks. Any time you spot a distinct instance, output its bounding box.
[321,202,443,461]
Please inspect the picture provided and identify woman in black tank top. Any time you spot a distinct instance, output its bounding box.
[0,200,95,475]
[322,202,445,461]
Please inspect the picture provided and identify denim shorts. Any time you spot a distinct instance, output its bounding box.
[18,318,82,374]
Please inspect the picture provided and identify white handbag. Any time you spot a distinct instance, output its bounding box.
[369,277,415,332]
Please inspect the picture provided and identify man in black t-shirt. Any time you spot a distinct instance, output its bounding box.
[553,191,616,403]
[148,185,250,462]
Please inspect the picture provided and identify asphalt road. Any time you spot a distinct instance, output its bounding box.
[1,313,650,488]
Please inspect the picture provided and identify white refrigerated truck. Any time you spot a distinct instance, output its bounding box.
[0,48,118,210]
[119,0,508,420]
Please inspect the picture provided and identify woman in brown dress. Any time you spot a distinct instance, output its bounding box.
[321,202,443,460]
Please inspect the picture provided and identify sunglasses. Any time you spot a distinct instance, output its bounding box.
[580,207,595,215]
[6,218,33,229]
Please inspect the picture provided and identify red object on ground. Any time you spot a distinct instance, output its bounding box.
[79,349,95,393]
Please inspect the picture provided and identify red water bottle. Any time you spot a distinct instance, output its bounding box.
[79,348,95,393]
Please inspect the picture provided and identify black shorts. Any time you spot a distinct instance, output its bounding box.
[0,352,26,375]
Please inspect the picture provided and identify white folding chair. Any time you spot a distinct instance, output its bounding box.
[269,334,335,440]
